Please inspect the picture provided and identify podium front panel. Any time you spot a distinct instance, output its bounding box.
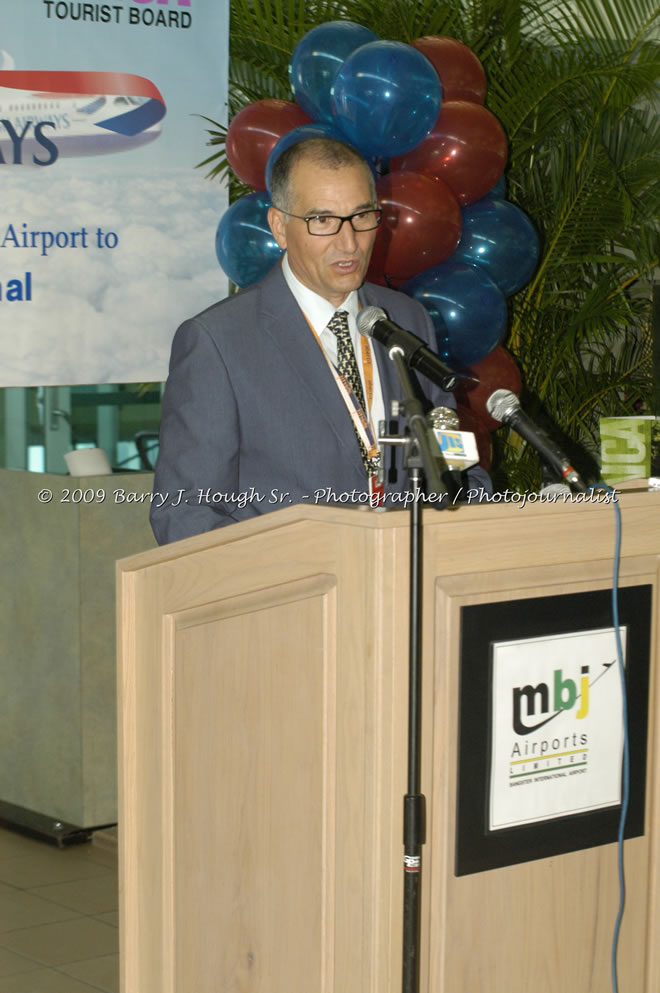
[118,495,660,993]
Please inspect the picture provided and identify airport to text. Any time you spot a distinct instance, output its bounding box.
[1,223,119,256]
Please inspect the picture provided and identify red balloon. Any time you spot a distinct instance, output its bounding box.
[226,99,311,190]
[455,346,522,430]
[411,36,486,104]
[367,171,462,284]
[393,101,508,206]
[456,404,492,471]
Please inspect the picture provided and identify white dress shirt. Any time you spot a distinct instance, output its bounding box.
[281,253,386,435]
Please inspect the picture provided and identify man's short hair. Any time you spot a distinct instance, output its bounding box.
[270,137,377,213]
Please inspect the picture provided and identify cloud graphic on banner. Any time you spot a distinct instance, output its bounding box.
[0,170,226,385]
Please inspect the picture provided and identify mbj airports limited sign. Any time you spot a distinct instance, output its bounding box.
[489,627,625,831]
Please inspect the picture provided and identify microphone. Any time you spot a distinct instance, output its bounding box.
[486,389,586,492]
[428,407,479,471]
[357,306,476,392]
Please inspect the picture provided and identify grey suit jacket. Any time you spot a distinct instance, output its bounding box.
[150,262,490,544]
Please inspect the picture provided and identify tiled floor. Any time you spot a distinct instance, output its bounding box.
[0,827,118,993]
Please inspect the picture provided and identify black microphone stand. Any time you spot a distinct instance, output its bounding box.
[377,347,450,993]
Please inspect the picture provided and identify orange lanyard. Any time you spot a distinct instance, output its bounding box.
[360,333,374,414]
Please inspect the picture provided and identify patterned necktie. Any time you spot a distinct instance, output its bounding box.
[327,310,379,477]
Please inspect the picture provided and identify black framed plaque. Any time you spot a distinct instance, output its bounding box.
[455,585,651,876]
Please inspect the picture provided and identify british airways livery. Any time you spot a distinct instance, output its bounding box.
[0,52,165,164]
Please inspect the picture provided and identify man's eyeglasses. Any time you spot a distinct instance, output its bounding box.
[274,207,383,237]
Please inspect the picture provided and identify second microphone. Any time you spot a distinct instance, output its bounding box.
[357,306,477,393]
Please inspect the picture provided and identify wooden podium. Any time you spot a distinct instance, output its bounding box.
[117,491,660,993]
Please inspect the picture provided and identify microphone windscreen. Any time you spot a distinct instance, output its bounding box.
[357,306,386,337]
[486,388,520,423]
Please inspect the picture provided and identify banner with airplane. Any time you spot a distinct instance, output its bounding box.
[0,1,228,386]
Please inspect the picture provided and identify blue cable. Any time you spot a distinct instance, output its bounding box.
[589,483,628,993]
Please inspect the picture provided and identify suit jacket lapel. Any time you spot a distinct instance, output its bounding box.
[258,264,366,473]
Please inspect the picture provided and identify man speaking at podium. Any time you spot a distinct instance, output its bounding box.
[150,137,490,544]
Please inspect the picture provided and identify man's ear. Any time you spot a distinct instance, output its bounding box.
[267,207,287,250]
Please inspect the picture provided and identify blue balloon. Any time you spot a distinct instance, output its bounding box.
[330,41,442,158]
[215,192,283,288]
[402,262,507,368]
[489,174,507,198]
[265,123,352,198]
[447,197,540,296]
[289,21,379,123]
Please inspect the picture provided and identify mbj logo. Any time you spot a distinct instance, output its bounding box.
[512,665,590,734]
[438,431,466,457]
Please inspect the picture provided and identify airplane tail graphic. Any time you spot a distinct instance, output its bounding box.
[0,70,166,135]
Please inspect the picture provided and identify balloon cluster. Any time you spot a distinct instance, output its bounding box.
[215,22,541,467]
